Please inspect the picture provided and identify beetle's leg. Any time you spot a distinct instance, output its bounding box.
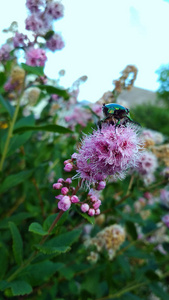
[126,116,141,127]
[98,120,103,130]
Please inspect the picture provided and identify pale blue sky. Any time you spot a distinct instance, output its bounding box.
[0,0,169,102]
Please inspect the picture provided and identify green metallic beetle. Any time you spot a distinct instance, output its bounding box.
[99,103,140,128]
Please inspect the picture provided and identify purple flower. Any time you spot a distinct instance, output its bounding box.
[46,33,65,51]
[136,150,158,176]
[58,196,71,211]
[96,181,106,191]
[46,2,64,20]
[65,178,72,184]
[13,32,29,48]
[74,124,143,184]
[26,47,47,66]
[64,163,73,172]
[160,189,169,208]
[25,14,44,33]
[61,187,69,195]
[162,214,169,228]
[0,44,12,61]
[26,0,45,13]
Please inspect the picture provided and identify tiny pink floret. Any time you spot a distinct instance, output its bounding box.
[64,163,73,172]
[96,181,106,191]
[58,196,71,211]
[65,178,72,184]
[88,208,95,216]
[71,195,80,203]
[61,187,69,195]
[81,203,89,213]
[53,182,62,189]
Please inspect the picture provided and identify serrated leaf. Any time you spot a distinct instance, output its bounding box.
[13,124,72,134]
[0,280,10,291]
[29,222,48,236]
[22,261,64,286]
[34,244,71,254]
[9,222,23,265]
[10,280,32,296]
[0,170,33,194]
[35,85,69,99]
[21,63,44,76]
[0,94,14,118]
[78,211,95,225]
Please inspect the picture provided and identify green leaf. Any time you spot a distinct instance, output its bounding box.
[14,114,35,130]
[0,212,34,229]
[21,63,44,76]
[78,211,95,225]
[35,229,82,255]
[9,222,23,265]
[34,244,71,254]
[10,280,32,296]
[22,261,64,286]
[29,222,48,236]
[149,283,169,300]
[125,221,137,240]
[35,85,69,99]
[6,132,33,157]
[44,30,54,40]
[0,244,8,279]
[0,170,33,194]
[0,72,6,86]
[0,94,14,118]
[13,124,72,134]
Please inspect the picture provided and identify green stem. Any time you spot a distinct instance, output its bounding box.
[97,281,148,300]
[0,94,22,172]
[7,210,64,282]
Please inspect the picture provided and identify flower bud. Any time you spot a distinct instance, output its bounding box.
[71,195,80,203]
[88,208,95,216]
[64,163,73,172]
[93,200,101,210]
[57,178,64,183]
[58,196,71,211]
[96,181,106,191]
[61,187,69,195]
[53,182,63,189]
[95,209,101,215]
[81,203,89,213]
[65,178,72,184]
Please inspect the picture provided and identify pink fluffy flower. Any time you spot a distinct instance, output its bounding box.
[75,124,143,184]
[26,47,47,66]
[46,33,65,51]
[136,151,158,176]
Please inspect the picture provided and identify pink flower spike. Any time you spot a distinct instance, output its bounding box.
[61,187,69,195]
[88,208,95,216]
[81,203,89,213]
[93,200,101,210]
[96,181,106,191]
[64,163,73,172]
[58,196,71,211]
[53,182,63,189]
[95,209,101,215]
[65,178,72,184]
[71,195,80,203]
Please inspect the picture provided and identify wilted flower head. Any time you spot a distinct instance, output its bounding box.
[74,124,143,185]
[85,224,126,260]
[26,47,47,66]
[141,129,164,147]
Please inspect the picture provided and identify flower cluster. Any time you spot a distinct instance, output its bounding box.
[4,66,25,92]
[85,224,126,261]
[160,188,169,208]
[140,128,165,148]
[26,47,47,67]
[65,124,143,185]
[80,188,103,216]
[53,178,80,211]
[135,150,158,185]
[162,214,169,228]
